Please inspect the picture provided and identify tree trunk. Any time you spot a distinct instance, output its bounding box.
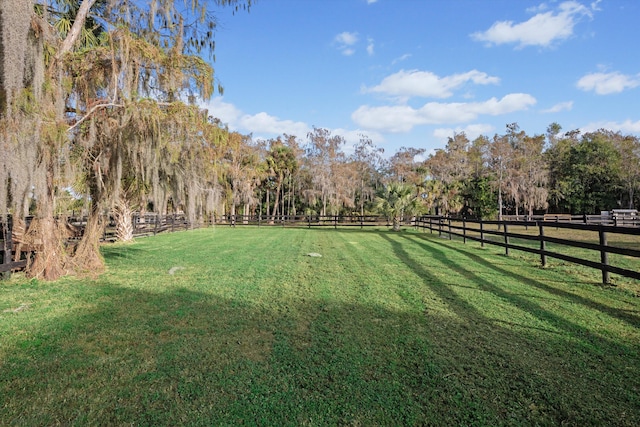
[26,167,68,280]
[271,180,281,222]
[291,181,297,216]
[71,199,105,275]
[392,216,401,231]
[58,0,98,57]
[287,174,292,217]
[322,193,327,217]
[360,178,365,217]
[266,187,271,222]
[113,198,134,242]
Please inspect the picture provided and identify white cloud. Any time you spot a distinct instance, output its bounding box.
[526,3,549,14]
[239,112,310,136]
[433,124,496,141]
[367,38,375,56]
[471,1,594,48]
[391,53,412,65]
[352,93,536,132]
[364,69,500,100]
[203,97,310,137]
[542,101,574,113]
[580,119,640,134]
[576,72,640,95]
[352,105,422,133]
[332,128,385,155]
[335,31,358,46]
[335,31,359,56]
[201,98,388,148]
[203,97,243,124]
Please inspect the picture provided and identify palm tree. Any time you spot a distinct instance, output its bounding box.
[375,182,420,231]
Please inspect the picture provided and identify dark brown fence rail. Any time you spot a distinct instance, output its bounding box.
[417,216,640,284]
[0,217,27,278]
[4,213,639,284]
[501,213,640,227]
[213,215,396,229]
[1,214,404,277]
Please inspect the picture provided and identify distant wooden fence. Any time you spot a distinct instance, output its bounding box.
[0,214,405,277]
[212,214,397,229]
[417,216,640,284]
[502,213,640,227]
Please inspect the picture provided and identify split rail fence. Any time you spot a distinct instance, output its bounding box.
[0,214,402,277]
[3,214,639,284]
[417,216,640,284]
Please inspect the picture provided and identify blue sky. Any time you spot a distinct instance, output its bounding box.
[201,0,640,157]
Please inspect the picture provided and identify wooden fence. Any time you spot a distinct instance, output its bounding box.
[0,217,27,278]
[212,214,397,229]
[0,214,405,277]
[502,213,640,227]
[417,216,640,284]
[4,213,639,284]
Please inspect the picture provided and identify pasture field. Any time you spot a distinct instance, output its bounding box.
[1,227,639,426]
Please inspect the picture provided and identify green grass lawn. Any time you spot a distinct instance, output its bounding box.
[1,227,639,426]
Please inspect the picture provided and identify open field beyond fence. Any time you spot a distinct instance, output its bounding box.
[1,227,639,426]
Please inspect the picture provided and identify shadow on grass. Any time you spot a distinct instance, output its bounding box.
[376,231,640,425]
[404,232,640,329]
[2,229,639,426]
[101,243,146,260]
[1,282,490,426]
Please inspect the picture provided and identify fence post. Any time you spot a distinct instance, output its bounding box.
[480,220,485,248]
[334,215,337,229]
[599,225,610,284]
[448,218,452,240]
[503,222,510,256]
[1,217,13,279]
[462,219,466,244]
[538,222,546,267]
[438,217,442,238]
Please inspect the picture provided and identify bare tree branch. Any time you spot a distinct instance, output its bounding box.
[58,0,98,56]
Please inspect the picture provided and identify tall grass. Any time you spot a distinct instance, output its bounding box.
[1,227,638,426]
